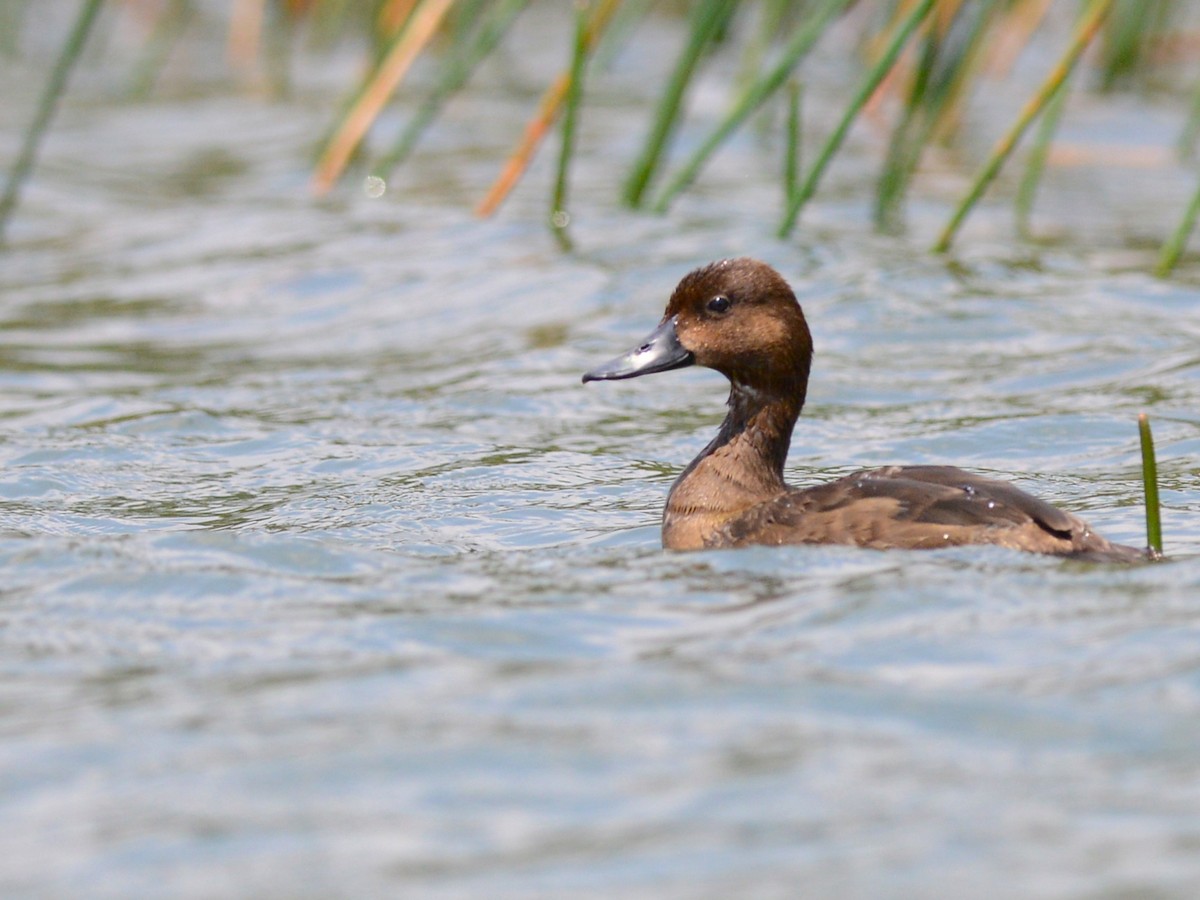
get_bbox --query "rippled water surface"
[3,10,1200,898]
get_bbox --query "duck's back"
[711,465,1146,561]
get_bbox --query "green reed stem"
[875,2,997,234]
[1098,0,1168,90]
[784,80,802,208]
[623,0,736,208]
[651,0,848,213]
[933,0,1112,253]
[1015,72,1071,237]
[1179,78,1200,161]
[735,0,788,100]
[551,3,590,251]
[1138,413,1163,555]
[372,0,529,177]
[873,10,939,234]
[448,0,490,44]
[1155,173,1200,276]
[593,0,653,70]
[779,0,934,237]
[0,0,104,243]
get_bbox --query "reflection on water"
[2,10,1200,899]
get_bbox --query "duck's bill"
[582,316,694,383]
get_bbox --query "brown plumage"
[583,258,1149,562]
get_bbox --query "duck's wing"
[722,465,1146,560]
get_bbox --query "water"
[3,8,1200,898]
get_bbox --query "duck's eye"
[706,295,731,314]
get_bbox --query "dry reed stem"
[985,0,1052,77]
[933,0,1112,252]
[863,0,953,128]
[475,0,622,219]
[312,0,456,195]
[228,0,266,68]
[379,0,421,36]
[933,0,964,35]
[864,0,962,129]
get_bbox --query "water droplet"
[551,210,570,229]
[363,175,386,198]
[986,500,996,509]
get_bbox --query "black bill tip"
[582,315,693,383]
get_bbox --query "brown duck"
[583,258,1149,562]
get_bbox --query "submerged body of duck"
[583,258,1149,562]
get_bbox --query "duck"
[583,258,1150,562]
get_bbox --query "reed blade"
[0,0,105,243]
[1155,172,1200,277]
[933,0,1112,253]
[1097,0,1169,90]
[873,6,940,234]
[312,0,456,195]
[783,80,802,209]
[372,0,529,177]
[475,0,622,219]
[1178,77,1200,161]
[1138,413,1163,556]
[779,0,935,237]
[650,0,849,214]
[622,0,736,208]
[1015,70,1070,236]
[551,3,592,251]
[875,2,998,234]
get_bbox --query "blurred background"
[2,2,1200,897]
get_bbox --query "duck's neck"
[663,383,802,549]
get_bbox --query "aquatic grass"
[1014,72,1071,237]
[933,0,1113,253]
[735,0,792,99]
[6,0,1200,268]
[873,2,1000,233]
[312,0,456,195]
[783,80,802,210]
[378,0,422,37]
[872,9,940,234]
[0,0,105,243]
[1178,78,1200,161]
[1154,173,1200,276]
[591,0,652,70]
[1097,0,1170,90]
[622,0,737,209]
[650,0,850,214]
[779,0,935,237]
[475,0,622,218]
[1138,413,1163,556]
[550,2,591,251]
[371,0,530,178]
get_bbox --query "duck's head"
[583,258,813,398]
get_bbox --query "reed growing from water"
[1138,413,1164,557]
[550,1,591,251]
[0,0,104,243]
[5,0,1200,269]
